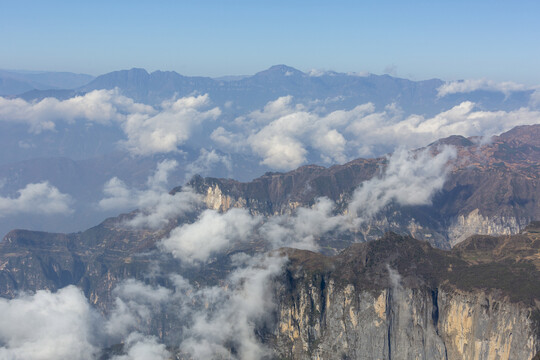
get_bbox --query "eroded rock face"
[273,281,538,360]
[447,209,529,246]
[2,221,540,359]
[438,291,537,360]
[271,229,540,360]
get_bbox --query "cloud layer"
[215,96,540,170]
[157,146,456,267]
[0,91,219,156]
[2,89,539,171]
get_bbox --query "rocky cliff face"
[273,280,538,360]
[447,209,527,246]
[1,221,539,359]
[270,226,540,360]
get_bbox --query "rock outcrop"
[274,282,538,360]
[270,226,540,359]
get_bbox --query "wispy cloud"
[175,254,286,359]
[183,148,232,182]
[111,333,170,360]
[99,159,201,229]
[260,197,344,250]
[348,146,456,219]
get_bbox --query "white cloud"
[105,279,173,339]
[99,160,202,229]
[307,69,326,77]
[0,89,153,133]
[184,148,232,182]
[242,95,303,125]
[159,196,348,266]
[0,282,172,360]
[160,208,261,264]
[0,91,221,156]
[99,177,136,210]
[220,96,540,168]
[312,128,347,164]
[111,333,170,360]
[0,182,73,217]
[176,254,286,360]
[0,286,100,360]
[120,94,221,156]
[249,131,308,170]
[437,79,530,97]
[210,126,246,152]
[530,89,540,107]
[244,97,373,170]
[348,146,456,219]
[260,197,344,250]
[345,101,540,157]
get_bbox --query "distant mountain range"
[0,65,538,241]
[12,65,533,115]
[0,69,94,95]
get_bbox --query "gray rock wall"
[272,276,539,360]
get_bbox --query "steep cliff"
[270,226,540,360]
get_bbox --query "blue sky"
[1,0,539,83]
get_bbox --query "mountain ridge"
[13,65,534,116]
